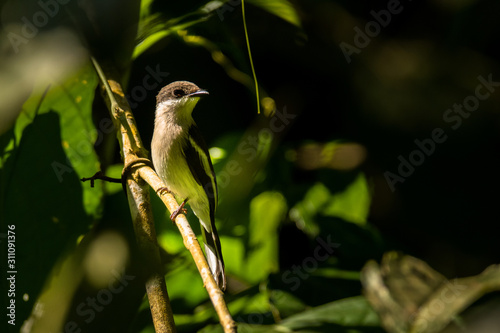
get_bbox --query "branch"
[138,166,237,333]
[81,171,121,187]
[91,58,176,333]
[362,252,500,333]
[91,57,237,333]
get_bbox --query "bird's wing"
[184,125,218,213]
[184,125,225,290]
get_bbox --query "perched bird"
[151,81,226,291]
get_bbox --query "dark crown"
[156,81,204,104]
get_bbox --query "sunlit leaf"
[18,64,101,217]
[0,64,100,325]
[289,182,329,236]
[245,191,287,283]
[219,235,246,276]
[323,173,371,226]
[232,292,270,317]
[247,0,301,27]
[134,5,210,59]
[166,265,209,308]
[104,163,125,195]
[134,0,301,59]
[20,250,84,332]
[290,173,371,236]
[158,231,185,255]
[139,0,155,19]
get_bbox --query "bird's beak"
[188,89,209,98]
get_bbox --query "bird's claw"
[170,199,188,223]
[157,187,171,195]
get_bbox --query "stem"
[91,57,176,333]
[125,178,177,333]
[241,0,260,114]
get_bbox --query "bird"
[151,81,226,291]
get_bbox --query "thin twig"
[81,171,121,187]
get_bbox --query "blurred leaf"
[104,164,126,195]
[290,173,371,238]
[0,64,100,326]
[270,265,364,309]
[20,248,84,332]
[166,265,208,309]
[133,0,301,60]
[219,235,246,277]
[247,0,302,27]
[1,111,92,326]
[158,230,185,255]
[139,0,155,19]
[134,1,213,59]
[245,191,287,283]
[16,64,101,217]
[312,268,360,280]
[270,289,307,318]
[231,296,381,333]
[289,182,329,237]
[0,29,88,135]
[230,291,271,318]
[280,296,380,330]
[323,173,371,226]
[134,20,202,59]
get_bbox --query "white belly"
[152,136,211,231]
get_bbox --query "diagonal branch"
[92,58,176,333]
[91,57,237,333]
[138,166,237,333]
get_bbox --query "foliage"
[1,0,499,332]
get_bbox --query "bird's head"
[155,81,209,122]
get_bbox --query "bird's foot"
[157,187,171,196]
[170,198,188,223]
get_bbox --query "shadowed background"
[1,0,500,332]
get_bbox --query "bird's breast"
[151,125,199,201]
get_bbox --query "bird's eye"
[174,89,186,98]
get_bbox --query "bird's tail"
[202,225,226,291]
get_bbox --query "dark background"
[2,0,500,332]
[128,0,500,275]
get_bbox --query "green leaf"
[233,297,381,332]
[0,64,101,325]
[230,291,271,317]
[270,289,307,318]
[133,0,301,59]
[323,173,371,226]
[289,182,329,236]
[280,296,380,329]
[134,4,210,59]
[219,235,246,276]
[290,173,371,237]
[12,64,101,217]
[247,0,302,27]
[245,191,287,283]
[166,265,209,308]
